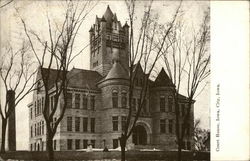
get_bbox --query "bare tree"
[20,1,96,160]
[161,7,210,161]
[0,41,38,153]
[119,1,182,160]
[0,0,13,9]
[194,119,210,151]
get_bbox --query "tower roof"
[105,61,128,81]
[103,5,114,22]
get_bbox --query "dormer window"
[93,61,98,68]
[37,81,42,93]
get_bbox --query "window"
[121,91,127,108]
[135,78,139,86]
[168,97,173,112]
[169,119,173,134]
[142,100,147,113]
[91,140,95,148]
[140,78,143,86]
[53,117,57,129]
[42,121,44,135]
[113,139,119,149]
[53,140,56,150]
[83,140,88,149]
[41,141,44,151]
[30,108,33,119]
[112,90,118,108]
[82,95,88,109]
[181,141,185,149]
[186,123,190,136]
[37,100,40,115]
[93,61,98,67]
[67,117,72,131]
[67,139,72,150]
[187,141,191,150]
[90,96,95,110]
[137,99,141,110]
[160,119,166,133]
[75,94,80,109]
[42,97,44,112]
[83,117,88,132]
[66,93,72,108]
[37,81,41,93]
[75,117,80,132]
[90,118,95,133]
[132,98,136,111]
[35,124,37,136]
[160,96,165,112]
[112,116,118,131]
[34,101,37,116]
[38,122,41,135]
[75,139,80,149]
[30,144,33,151]
[50,96,54,112]
[122,116,127,131]
[30,126,33,138]
[181,104,185,116]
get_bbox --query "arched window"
[168,96,173,112]
[160,96,165,112]
[121,90,127,108]
[112,90,118,108]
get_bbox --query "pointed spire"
[104,5,113,22]
[123,21,129,28]
[101,16,106,22]
[113,13,117,21]
[95,15,100,24]
[89,26,94,32]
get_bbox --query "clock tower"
[89,5,129,76]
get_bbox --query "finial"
[123,21,129,28]
[101,16,106,22]
[89,26,94,32]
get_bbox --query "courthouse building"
[28,6,194,151]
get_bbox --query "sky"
[0,0,210,150]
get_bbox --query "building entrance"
[132,125,147,145]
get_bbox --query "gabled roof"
[104,61,129,81]
[39,67,102,90]
[153,68,174,87]
[132,63,143,74]
[40,68,66,89]
[67,68,102,90]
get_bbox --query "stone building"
[28,6,194,151]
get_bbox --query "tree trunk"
[0,118,7,153]
[120,134,127,161]
[46,133,54,161]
